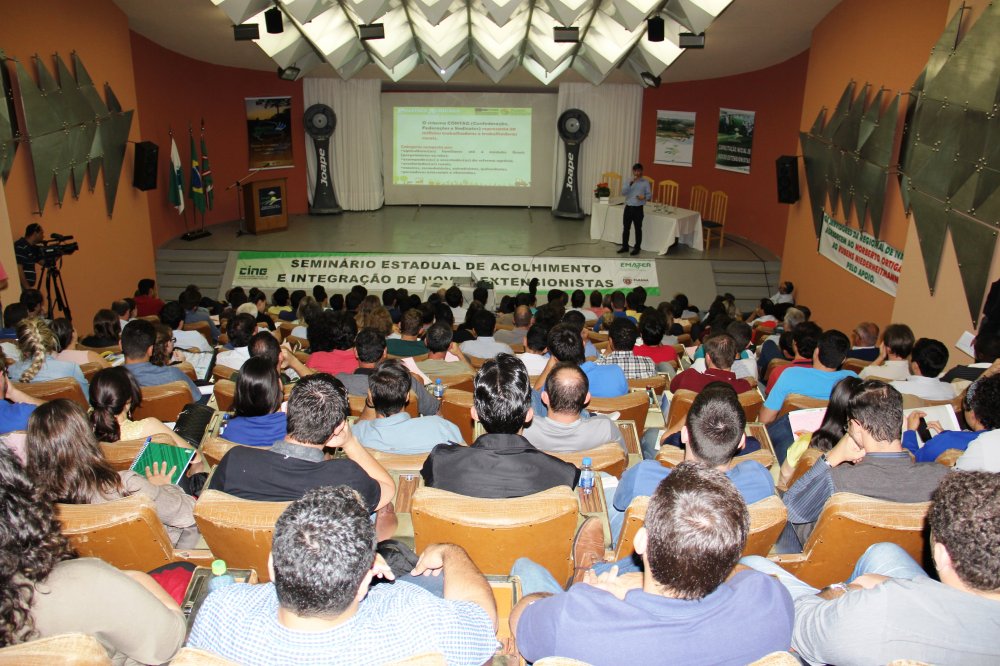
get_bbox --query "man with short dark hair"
[495,305,532,346]
[905,374,1000,462]
[122,318,201,402]
[353,359,462,453]
[216,313,257,371]
[445,285,466,323]
[618,163,651,256]
[209,373,394,507]
[19,288,44,319]
[594,317,654,379]
[540,324,627,399]
[459,310,513,359]
[421,354,579,498]
[759,330,856,425]
[386,308,428,358]
[771,280,794,305]
[337,327,439,416]
[515,324,549,375]
[670,332,752,395]
[510,462,793,665]
[160,301,212,353]
[745,471,1000,664]
[569,289,597,322]
[416,322,474,377]
[14,223,43,289]
[522,363,625,453]
[781,379,948,549]
[111,299,133,332]
[764,321,822,393]
[860,322,915,381]
[134,278,165,317]
[189,485,499,665]
[593,291,636,331]
[892,337,953,401]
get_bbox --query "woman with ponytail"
[8,318,88,395]
[88,366,190,449]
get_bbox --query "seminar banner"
[715,108,755,174]
[818,213,903,296]
[654,110,696,167]
[234,252,660,295]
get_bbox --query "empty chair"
[657,179,679,207]
[411,486,579,583]
[133,381,193,422]
[193,490,289,583]
[57,494,212,571]
[601,171,622,195]
[689,184,709,217]
[588,391,649,436]
[769,493,931,588]
[703,190,728,249]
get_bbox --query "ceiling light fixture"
[640,71,662,88]
[278,65,301,80]
[233,23,260,41]
[553,26,580,43]
[358,23,385,40]
[679,33,706,48]
[647,17,665,42]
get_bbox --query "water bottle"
[207,559,235,593]
[580,457,595,496]
[219,413,230,436]
[433,378,445,399]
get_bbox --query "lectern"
[243,178,288,234]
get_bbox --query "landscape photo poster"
[246,96,294,169]
[654,110,696,167]
[715,108,755,174]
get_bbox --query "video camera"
[38,233,79,264]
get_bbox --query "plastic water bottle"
[433,378,445,399]
[580,457,595,496]
[207,559,235,593]
[219,413,230,436]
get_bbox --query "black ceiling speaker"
[553,109,590,219]
[647,16,665,42]
[265,6,283,34]
[233,23,260,41]
[304,104,342,214]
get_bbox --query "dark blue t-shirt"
[0,401,36,434]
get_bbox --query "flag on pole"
[189,133,206,214]
[168,136,185,214]
[200,132,214,211]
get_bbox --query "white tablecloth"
[589,202,704,254]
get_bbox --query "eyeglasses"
[170,337,177,343]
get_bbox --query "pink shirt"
[306,349,359,375]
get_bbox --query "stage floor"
[165,206,779,263]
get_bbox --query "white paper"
[955,331,975,359]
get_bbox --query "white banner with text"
[818,213,903,296]
[234,252,660,295]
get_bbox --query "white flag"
[168,137,185,214]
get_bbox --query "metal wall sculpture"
[0,49,16,182]
[2,51,133,216]
[799,82,900,239]
[899,3,1000,324]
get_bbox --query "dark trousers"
[621,205,644,249]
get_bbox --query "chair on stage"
[602,171,623,195]
[690,184,709,217]
[704,190,728,250]
[657,179,679,207]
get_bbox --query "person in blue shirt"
[221,357,288,447]
[903,373,999,463]
[618,163,652,256]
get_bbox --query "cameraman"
[14,223,43,289]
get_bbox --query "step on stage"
[158,206,781,311]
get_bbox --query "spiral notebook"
[129,440,196,485]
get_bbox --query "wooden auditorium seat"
[439,388,476,443]
[213,379,236,412]
[99,436,182,471]
[200,435,252,467]
[0,633,111,666]
[133,381,193,422]
[193,490,289,583]
[13,376,88,407]
[776,393,829,421]
[549,442,628,478]
[588,391,649,436]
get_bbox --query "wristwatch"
[821,582,849,595]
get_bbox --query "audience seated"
[748,298,778,326]
[764,321,822,393]
[522,362,625,453]
[780,380,948,551]
[495,305,531,346]
[903,374,999,462]
[745,471,1000,664]
[516,324,549,375]
[592,290,636,332]
[421,354,579,498]
[0,446,186,663]
[459,310,513,359]
[218,357,288,447]
[208,373,393,508]
[386,308,428,357]
[216,313,255,370]
[891,337,954,400]
[0,302,28,360]
[49,318,108,368]
[306,310,360,375]
[289,296,322,339]
[26,399,200,547]
[150,322,186,367]
[846,321,880,361]
[756,307,806,375]
[510,462,793,665]
[79,308,121,348]
[160,301,212,353]
[188,486,498,665]
[632,309,678,367]
[354,359,462,453]
[122,319,201,402]
[267,287,293,319]
[337,328,439,416]
[772,280,795,304]
[560,310,599,358]
[940,332,1000,383]
[133,278,165,318]
[112,299,134,332]
[247,287,276,331]
[671,332,752,395]
[860,323,915,381]
[179,286,220,342]
[535,324,627,404]
[594,317,655,379]
[8,318,89,395]
[569,289,597,322]
[90,366,192,449]
[416,322,474,376]
[0,349,41,433]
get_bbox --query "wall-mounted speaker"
[553,109,591,219]
[133,141,158,191]
[233,24,260,41]
[776,155,800,204]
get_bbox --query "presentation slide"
[393,107,531,187]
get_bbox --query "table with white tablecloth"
[589,202,704,254]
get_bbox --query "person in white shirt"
[159,302,212,353]
[569,289,598,322]
[216,313,256,372]
[860,323,914,382]
[445,286,467,324]
[892,338,955,401]
[460,310,513,360]
[771,281,794,305]
[517,325,549,376]
[495,306,531,346]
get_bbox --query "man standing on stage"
[14,223,43,289]
[618,163,651,256]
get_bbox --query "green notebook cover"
[129,441,196,485]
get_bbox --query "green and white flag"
[189,133,206,214]
[168,137,184,214]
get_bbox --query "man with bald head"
[496,305,532,346]
[522,362,625,453]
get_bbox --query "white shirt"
[891,375,956,401]
[216,347,251,372]
[517,352,549,375]
[956,430,1000,472]
[174,328,212,353]
[572,307,598,322]
[859,359,910,381]
[772,292,794,304]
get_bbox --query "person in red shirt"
[633,309,678,367]
[670,333,752,395]
[133,278,165,318]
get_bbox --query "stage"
[157,206,781,312]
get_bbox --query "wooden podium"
[243,178,288,234]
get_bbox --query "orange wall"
[778,0,949,334]
[0,0,155,326]
[638,51,810,257]
[129,33,308,248]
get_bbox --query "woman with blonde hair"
[8,318,89,394]
[26,399,200,548]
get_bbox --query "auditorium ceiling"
[114,0,839,87]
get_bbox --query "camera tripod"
[37,258,72,321]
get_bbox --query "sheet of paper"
[955,331,975,359]
[787,408,827,437]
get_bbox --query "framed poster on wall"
[246,96,293,169]
[715,108,755,174]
